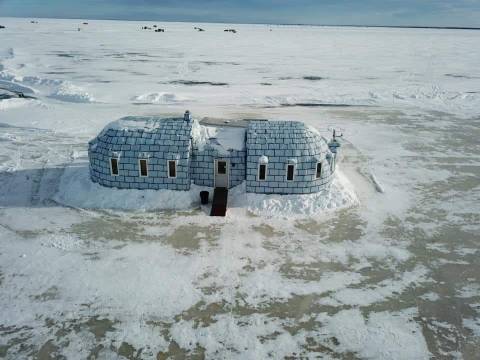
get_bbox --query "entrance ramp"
[210,187,228,216]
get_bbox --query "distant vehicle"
[224,29,237,33]
[30,20,38,24]
[155,28,165,32]
[83,22,88,25]
[194,27,205,32]
[141,26,152,30]
[0,25,5,29]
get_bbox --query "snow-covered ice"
[0,17,479,359]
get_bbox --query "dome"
[246,120,330,156]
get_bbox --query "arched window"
[258,155,268,181]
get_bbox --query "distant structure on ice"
[88,111,340,196]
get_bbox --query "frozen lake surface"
[0,18,479,359]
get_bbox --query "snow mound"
[0,98,44,111]
[54,166,201,211]
[191,120,246,153]
[0,69,94,103]
[49,83,95,103]
[0,79,35,94]
[20,75,64,87]
[55,165,356,216]
[231,170,358,217]
[191,119,218,150]
[131,92,186,104]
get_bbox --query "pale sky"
[1,0,480,27]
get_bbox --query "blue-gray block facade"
[190,147,246,188]
[246,120,335,194]
[88,114,340,194]
[88,116,193,191]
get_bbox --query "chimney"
[184,110,191,122]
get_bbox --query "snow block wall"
[89,117,193,190]
[88,116,338,195]
[190,146,246,189]
[246,121,334,194]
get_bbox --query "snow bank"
[231,170,358,217]
[0,98,35,110]
[191,119,218,150]
[0,79,35,94]
[49,83,95,103]
[54,165,356,216]
[54,165,202,210]
[131,92,187,104]
[0,68,95,103]
[214,126,246,151]
[191,120,246,152]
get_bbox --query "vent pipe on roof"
[184,110,191,122]
[329,129,342,154]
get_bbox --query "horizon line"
[1,15,479,31]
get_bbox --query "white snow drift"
[54,164,358,217]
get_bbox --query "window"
[110,158,119,176]
[139,159,148,177]
[258,164,267,181]
[168,160,177,178]
[316,162,322,179]
[217,161,227,175]
[286,164,295,181]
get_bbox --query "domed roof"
[246,120,329,153]
[94,116,193,147]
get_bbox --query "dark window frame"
[168,160,177,178]
[110,158,119,176]
[316,162,322,179]
[286,164,295,181]
[258,163,267,181]
[139,159,148,177]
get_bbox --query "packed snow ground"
[0,18,479,359]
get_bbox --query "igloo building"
[88,111,340,197]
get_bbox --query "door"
[214,159,229,188]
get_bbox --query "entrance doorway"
[214,159,229,188]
